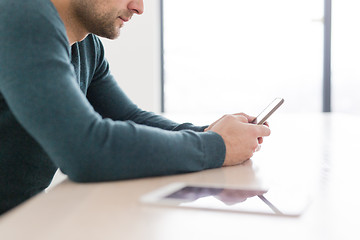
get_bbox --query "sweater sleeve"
[0,2,225,182]
[87,37,207,132]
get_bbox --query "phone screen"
[251,98,284,125]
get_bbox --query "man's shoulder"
[0,0,70,84]
[3,0,57,9]
[0,0,63,32]
[1,0,55,15]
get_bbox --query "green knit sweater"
[0,0,225,215]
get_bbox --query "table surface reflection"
[0,113,359,240]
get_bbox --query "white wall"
[101,0,161,113]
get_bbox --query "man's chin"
[97,30,121,40]
[107,33,120,40]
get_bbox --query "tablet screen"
[142,183,310,217]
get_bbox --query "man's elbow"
[59,164,100,183]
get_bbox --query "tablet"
[141,183,310,217]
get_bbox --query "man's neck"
[50,0,88,45]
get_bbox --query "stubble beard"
[91,11,121,40]
[72,1,123,40]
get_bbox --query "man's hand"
[205,114,271,166]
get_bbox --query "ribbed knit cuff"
[199,131,226,169]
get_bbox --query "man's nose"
[129,0,144,15]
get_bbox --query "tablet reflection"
[165,186,268,206]
[215,189,268,205]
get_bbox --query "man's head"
[70,0,144,40]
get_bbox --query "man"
[0,0,270,215]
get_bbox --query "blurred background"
[101,0,360,117]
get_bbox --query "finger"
[233,114,248,123]
[256,125,271,137]
[233,113,256,123]
[263,121,270,127]
[245,114,257,123]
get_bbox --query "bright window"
[163,0,324,115]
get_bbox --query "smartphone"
[251,98,284,125]
[141,183,310,217]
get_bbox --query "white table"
[0,113,359,240]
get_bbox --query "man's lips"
[118,16,130,22]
